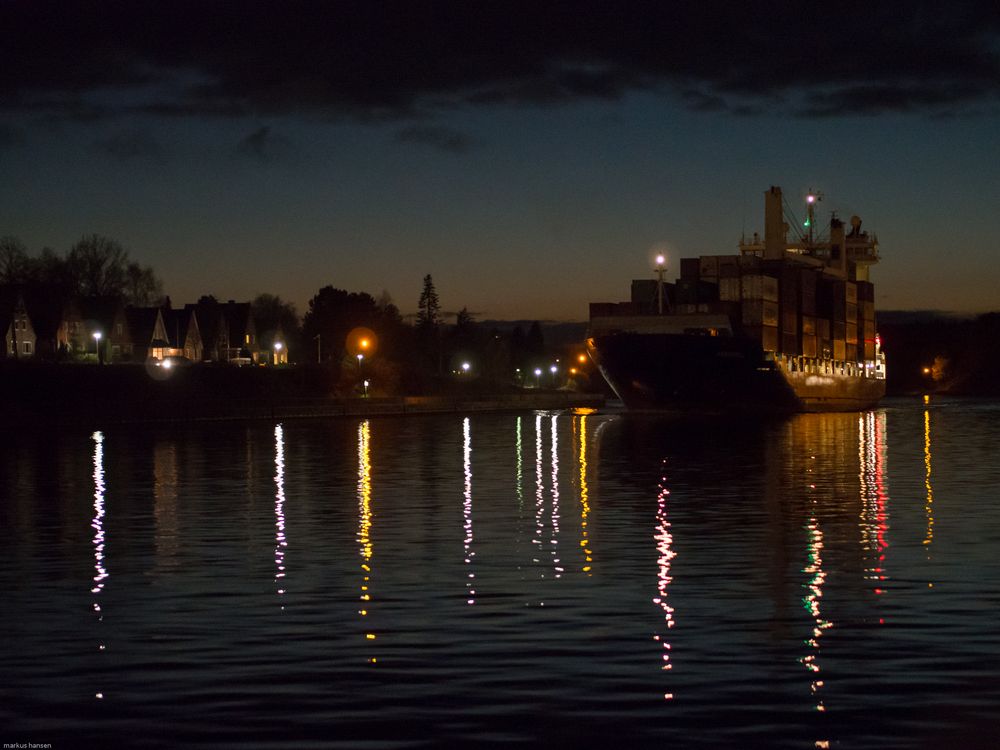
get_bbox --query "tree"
[67,234,130,297]
[526,321,545,355]
[416,274,440,330]
[0,236,29,284]
[302,286,382,363]
[252,293,301,357]
[124,262,164,306]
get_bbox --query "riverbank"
[1,362,604,427]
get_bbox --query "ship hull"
[588,332,885,414]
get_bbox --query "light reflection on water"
[3,400,1000,748]
[90,430,107,702]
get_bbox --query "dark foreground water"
[3,398,1000,749]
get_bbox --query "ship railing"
[779,353,881,379]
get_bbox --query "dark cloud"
[2,1,998,121]
[0,123,25,149]
[395,125,476,153]
[236,126,291,161]
[94,129,165,162]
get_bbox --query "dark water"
[3,399,1000,749]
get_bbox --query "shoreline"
[8,391,606,428]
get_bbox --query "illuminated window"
[245,334,250,344]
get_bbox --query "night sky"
[2,1,998,320]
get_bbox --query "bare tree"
[67,234,129,297]
[124,262,164,305]
[0,236,29,284]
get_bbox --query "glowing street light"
[92,331,102,362]
[655,254,667,314]
[363,379,370,397]
[461,362,471,373]
[274,340,283,365]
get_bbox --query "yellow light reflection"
[357,420,376,655]
[463,417,476,604]
[652,458,676,696]
[923,409,934,550]
[274,424,287,607]
[91,431,107,700]
[550,414,562,579]
[859,412,889,602]
[577,414,593,575]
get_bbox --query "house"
[185,301,229,362]
[162,304,203,362]
[126,306,169,362]
[0,287,37,359]
[222,301,259,363]
[80,296,132,362]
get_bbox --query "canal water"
[3,399,1000,748]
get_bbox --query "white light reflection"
[516,416,524,514]
[549,414,562,579]
[463,418,476,604]
[91,431,107,700]
[273,424,287,607]
[652,458,676,698]
[800,512,831,712]
[533,413,545,574]
[357,420,376,658]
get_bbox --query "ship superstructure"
[587,186,886,413]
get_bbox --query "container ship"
[586,186,886,413]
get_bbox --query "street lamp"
[655,253,667,314]
[92,331,102,363]
[461,362,471,374]
[550,364,558,387]
[534,367,542,387]
[363,379,370,398]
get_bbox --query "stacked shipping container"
[609,255,876,364]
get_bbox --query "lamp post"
[274,341,283,366]
[363,379,370,398]
[550,364,558,388]
[655,253,666,314]
[534,368,542,388]
[93,331,102,364]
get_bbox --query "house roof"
[185,302,226,344]
[79,296,126,334]
[222,301,253,343]
[125,306,162,346]
[162,307,196,348]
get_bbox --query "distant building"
[163,304,203,362]
[126,306,169,362]
[186,301,229,362]
[81,296,132,362]
[0,287,37,359]
[222,300,259,364]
